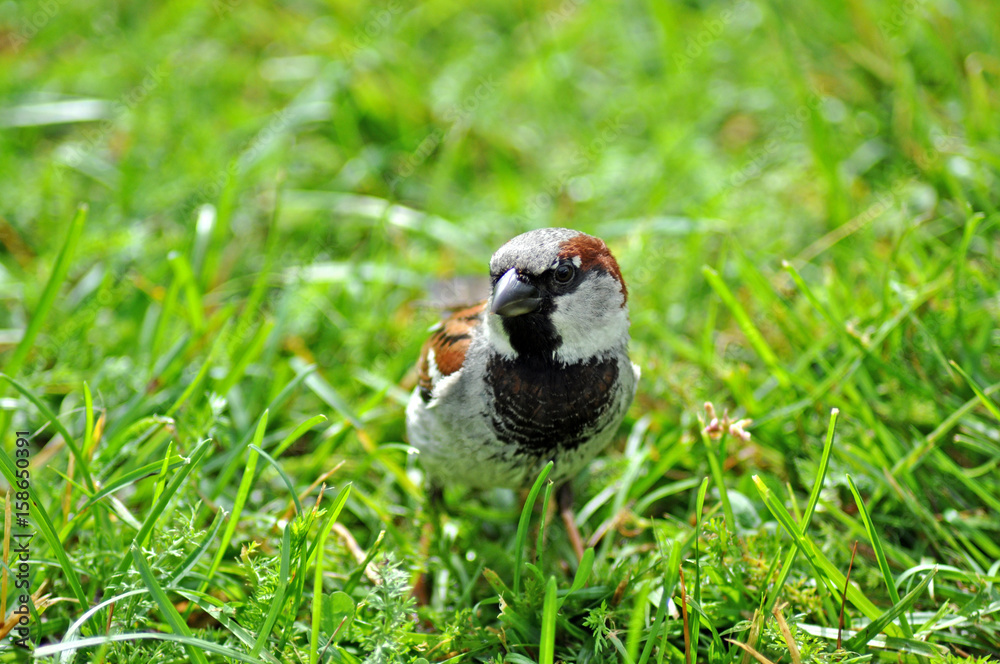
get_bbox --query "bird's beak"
[490,269,541,317]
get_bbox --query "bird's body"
[406,228,639,489]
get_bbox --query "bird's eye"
[553,263,575,284]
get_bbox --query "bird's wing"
[416,301,486,400]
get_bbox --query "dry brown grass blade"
[679,566,691,664]
[611,572,630,607]
[728,639,778,664]
[279,461,345,523]
[772,603,802,664]
[88,411,107,460]
[0,581,76,641]
[739,608,764,664]
[334,523,383,585]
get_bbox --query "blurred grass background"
[1,0,999,661]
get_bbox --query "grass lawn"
[1,0,999,661]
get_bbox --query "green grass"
[2,0,1000,661]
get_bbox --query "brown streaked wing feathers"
[417,301,485,399]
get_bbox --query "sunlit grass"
[2,0,999,661]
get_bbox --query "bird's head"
[485,228,630,364]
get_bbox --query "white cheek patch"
[552,272,629,363]
[484,313,517,359]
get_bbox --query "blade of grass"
[514,461,553,596]
[148,274,183,369]
[206,411,266,580]
[309,483,352,663]
[700,427,735,533]
[166,250,205,332]
[271,414,327,460]
[36,633,270,662]
[151,440,173,507]
[217,318,275,395]
[539,575,558,664]
[634,478,703,515]
[112,438,213,577]
[251,523,291,656]
[1,375,95,492]
[638,582,670,664]
[306,483,353,564]
[536,480,554,567]
[952,212,984,361]
[207,365,318,487]
[764,408,839,613]
[0,447,88,607]
[690,477,709,664]
[627,580,651,662]
[558,547,594,610]
[299,360,417,499]
[797,624,949,657]
[599,414,652,562]
[702,265,791,387]
[60,588,147,647]
[228,214,280,357]
[299,358,364,430]
[278,507,318,650]
[846,474,913,636]
[639,534,684,664]
[753,475,899,632]
[82,381,95,458]
[3,203,86,380]
[164,321,231,418]
[930,448,1000,514]
[63,455,187,536]
[103,412,174,463]
[949,359,1000,423]
[894,381,1000,473]
[845,567,936,651]
[169,508,225,585]
[681,594,725,656]
[249,444,303,514]
[175,589,282,664]
[310,521,332,663]
[131,545,209,664]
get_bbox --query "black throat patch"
[486,352,620,454]
[500,310,561,357]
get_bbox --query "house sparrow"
[406,228,639,542]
